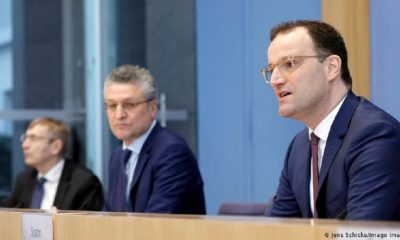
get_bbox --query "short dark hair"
[270,20,352,87]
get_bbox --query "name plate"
[22,213,53,240]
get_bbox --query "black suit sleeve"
[1,170,36,208]
[74,174,104,211]
[54,161,104,211]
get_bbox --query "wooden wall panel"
[322,0,370,99]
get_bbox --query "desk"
[54,212,336,240]
[2,209,400,240]
[52,212,400,240]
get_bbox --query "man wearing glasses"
[103,64,205,214]
[263,20,400,220]
[4,117,104,210]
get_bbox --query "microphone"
[337,209,347,220]
[13,202,22,208]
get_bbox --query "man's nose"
[21,140,29,149]
[114,105,127,118]
[270,68,286,86]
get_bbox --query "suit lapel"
[318,134,342,191]
[130,123,160,190]
[318,91,360,193]
[131,152,150,190]
[53,161,70,208]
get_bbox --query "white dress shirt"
[37,159,65,210]
[308,96,346,216]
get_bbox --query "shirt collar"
[38,159,65,183]
[308,96,347,141]
[123,120,157,154]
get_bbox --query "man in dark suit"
[262,20,400,220]
[103,65,206,214]
[4,118,104,210]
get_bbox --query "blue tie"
[30,177,47,208]
[121,149,133,210]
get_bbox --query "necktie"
[30,177,47,208]
[121,149,132,210]
[125,151,136,202]
[310,133,320,217]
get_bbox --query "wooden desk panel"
[2,209,400,240]
[54,213,336,240]
[0,210,23,240]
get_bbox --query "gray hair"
[104,65,157,100]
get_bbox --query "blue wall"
[370,0,400,120]
[196,0,321,214]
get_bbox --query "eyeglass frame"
[104,98,155,113]
[261,55,329,84]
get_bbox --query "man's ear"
[149,99,158,119]
[51,139,63,156]
[326,55,342,82]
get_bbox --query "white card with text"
[22,213,53,240]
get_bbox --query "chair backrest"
[218,202,270,216]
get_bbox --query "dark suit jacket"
[106,122,206,214]
[267,91,400,220]
[4,160,104,210]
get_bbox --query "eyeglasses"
[20,134,52,143]
[261,55,328,84]
[105,98,155,112]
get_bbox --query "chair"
[218,202,270,216]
